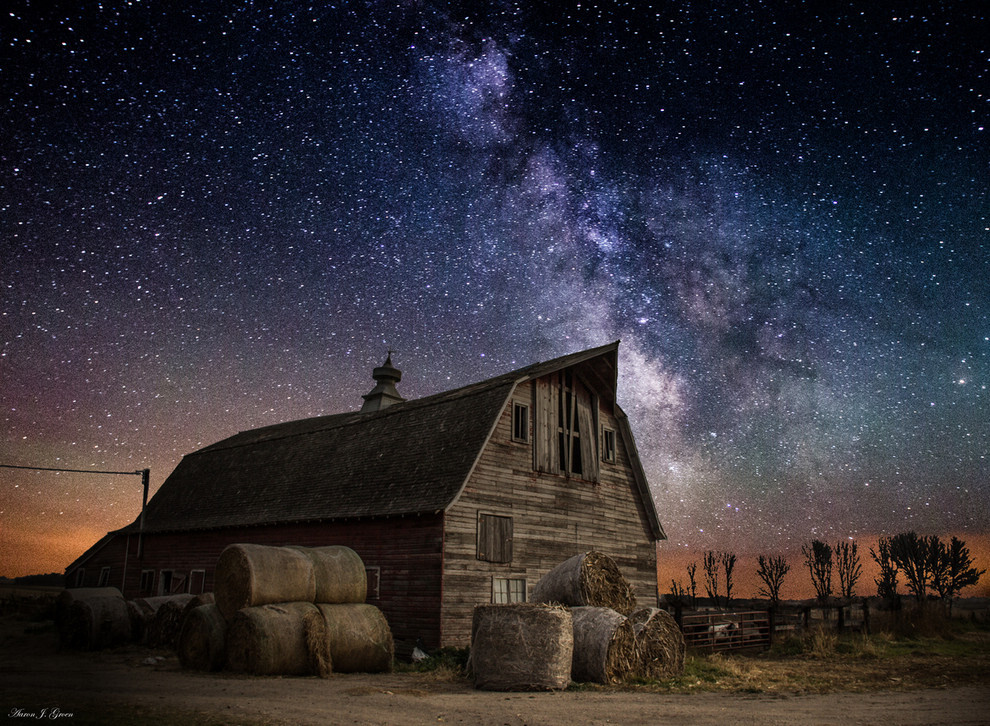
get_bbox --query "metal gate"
[679,610,771,652]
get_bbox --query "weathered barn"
[67,342,665,650]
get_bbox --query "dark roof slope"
[129,342,622,534]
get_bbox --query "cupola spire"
[360,350,405,412]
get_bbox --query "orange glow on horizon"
[658,532,990,601]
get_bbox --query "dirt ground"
[3,624,989,726]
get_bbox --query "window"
[477,513,513,563]
[158,570,174,595]
[189,570,206,595]
[533,370,600,482]
[98,567,111,587]
[493,577,526,604]
[512,402,530,443]
[74,568,86,587]
[365,566,381,600]
[602,427,616,463]
[140,569,155,594]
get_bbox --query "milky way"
[2,2,987,577]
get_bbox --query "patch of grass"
[768,634,805,657]
[395,646,470,678]
[807,625,838,657]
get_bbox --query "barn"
[66,341,666,650]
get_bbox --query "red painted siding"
[67,514,445,651]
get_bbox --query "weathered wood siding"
[67,514,445,651]
[441,372,659,648]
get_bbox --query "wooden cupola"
[360,352,406,413]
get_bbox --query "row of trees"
[671,532,985,609]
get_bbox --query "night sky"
[2,2,987,584]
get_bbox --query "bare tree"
[888,531,934,601]
[835,540,863,600]
[703,550,720,608]
[721,551,737,607]
[686,562,698,608]
[870,536,899,601]
[756,554,790,607]
[930,536,986,613]
[802,539,833,605]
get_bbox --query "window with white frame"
[602,427,616,463]
[493,577,526,604]
[512,401,530,443]
[158,570,174,595]
[140,569,155,594]
[189,569,206,595]
[365,566,381,600]
[98,566,111,587]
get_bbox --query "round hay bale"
[225,602,324,676]
[570,606,636,684]
[303,607,332,678]
[291,546,367,604]
[313,603,393,673]
[471,603,573,691]
[146,597,193,649]
[531,551,636,615]
[65,595,133,650]
[177,604,228,671]
[184,592,216,610]
[55,588,123,646]
[630,607,685,680]
[214,544,316,621]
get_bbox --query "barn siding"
[441,373,659,648]
[67,514,445,652]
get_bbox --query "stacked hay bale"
[61,593,135,650]
[310,603,393,674]
[55,587,124,648]
[531,551,636,615]
[177,602,227,671]
[471,604,573,691]
[523,551,680,685]
[134,594,196,648]
[214,544,316,621]
[175,543,393,677]
[630,607,685,680]
[55,587,142,650]
[226,601,327,676]
[569,606,637,684]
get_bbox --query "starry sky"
[2,1,988,585]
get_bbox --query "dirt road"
[3,644,989,726]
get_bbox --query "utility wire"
[0,464,145,476]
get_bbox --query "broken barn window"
[534,370,600,481]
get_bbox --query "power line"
[0,463,145,476]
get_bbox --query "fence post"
[862,598,871,635]
[767,607,775,647]
[837,603,845,632]
[674,601,683,629]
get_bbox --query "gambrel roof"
[120,342,664,538]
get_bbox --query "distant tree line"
[1,573,65,587]
[670,532,984,611]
